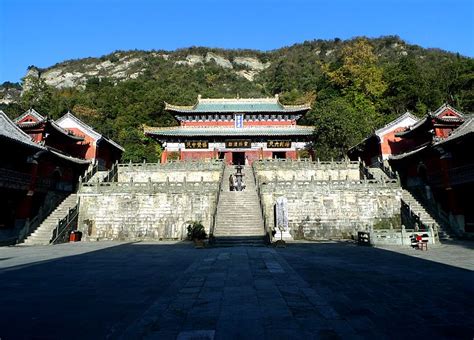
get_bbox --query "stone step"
[214,225,263,230]
[215,234,264,240]
[215,221,263,226]
[21,193,78,245]
[214,165,264,238]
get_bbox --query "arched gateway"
[144,95,313,165]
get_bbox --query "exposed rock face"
[21,54,147,92]
[234,57,270,71]
[19,50,272,94]
[0,86,21,104]
[174,54,270,80]
[41,70,85,89]
[236,70,259,81]
[22,67,41,92]
[175,54,204,66]
[205,52,233,69]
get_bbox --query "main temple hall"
[144,95,313,164]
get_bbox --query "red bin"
[69,231,82,242]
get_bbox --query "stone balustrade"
[117,160,224,183]
[371,226,436,246]
[77,160,224,242]
[254,160,403,241]
[253,159,362,182]
[80,180,219,194]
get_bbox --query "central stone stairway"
[213,165,265,246]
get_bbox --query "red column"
[286,151,297,160]
[225,152,232,165]
[161,150,168,164]
[439,155,458,214]
[16,160,39,219]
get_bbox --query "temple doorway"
[232,152,245,165]
[273,152,286,159]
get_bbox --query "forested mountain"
[1,36,473,161]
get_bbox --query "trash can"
[69,231,83,242]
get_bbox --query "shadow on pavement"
[0,241,471,339]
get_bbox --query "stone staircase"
[213,165,265,246]
[22,194,78,245]
[367,167,390,181]
[401,190,454,241]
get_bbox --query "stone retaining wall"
[78,181,219,241]
[254,159,361,182]
[258,178,402,240]
[117,161,223,182]
[77,161,224,242]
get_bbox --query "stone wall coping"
[118,160,225,171]
[253,159,359,170]
[79,180,219,194]
[259,179,400,190]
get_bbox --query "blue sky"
[1,0,473,83]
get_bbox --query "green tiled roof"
[165,96,311,114]
[145,126,314,137]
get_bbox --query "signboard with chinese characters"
[267,140,291,148]
[184,140,209,149]
[234,114,244,128]
[225,140,251,148]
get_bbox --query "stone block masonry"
[77,161,224,241]
[254,159,361,182]
[253,160,402,241]
[259,179,402,240]
[117,161,223,182]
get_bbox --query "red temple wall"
[17,114,41,124]
[176,149,297,165]
[63,128,97,160]
[181,120,296,127]
[180,151,215,161]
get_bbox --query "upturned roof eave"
[164,96,311,114]
[144,126,314,138]
[165,107,311,114]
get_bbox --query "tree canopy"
[1,36,473,161]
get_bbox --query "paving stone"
[176,330,215,340]
[215,318,264,340]
[0,241,471,339]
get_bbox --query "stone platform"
[0,241,472,339]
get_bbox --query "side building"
[0,111,89,244]
[15,109,124,170]
[55,112,124,170]
[144,95,313,165]
[348,104,473,236]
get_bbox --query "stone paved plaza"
[0,241,472,339]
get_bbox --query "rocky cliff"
[21,50,271,92]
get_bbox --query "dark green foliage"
[187,221,207,240]
[1,36,472,161]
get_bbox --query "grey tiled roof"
[432,103,464,118]
[56,112,125,152]
[0,110,45,150]
[14,108,45,124]
[434,115,474,146]
[145,126,314,137]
